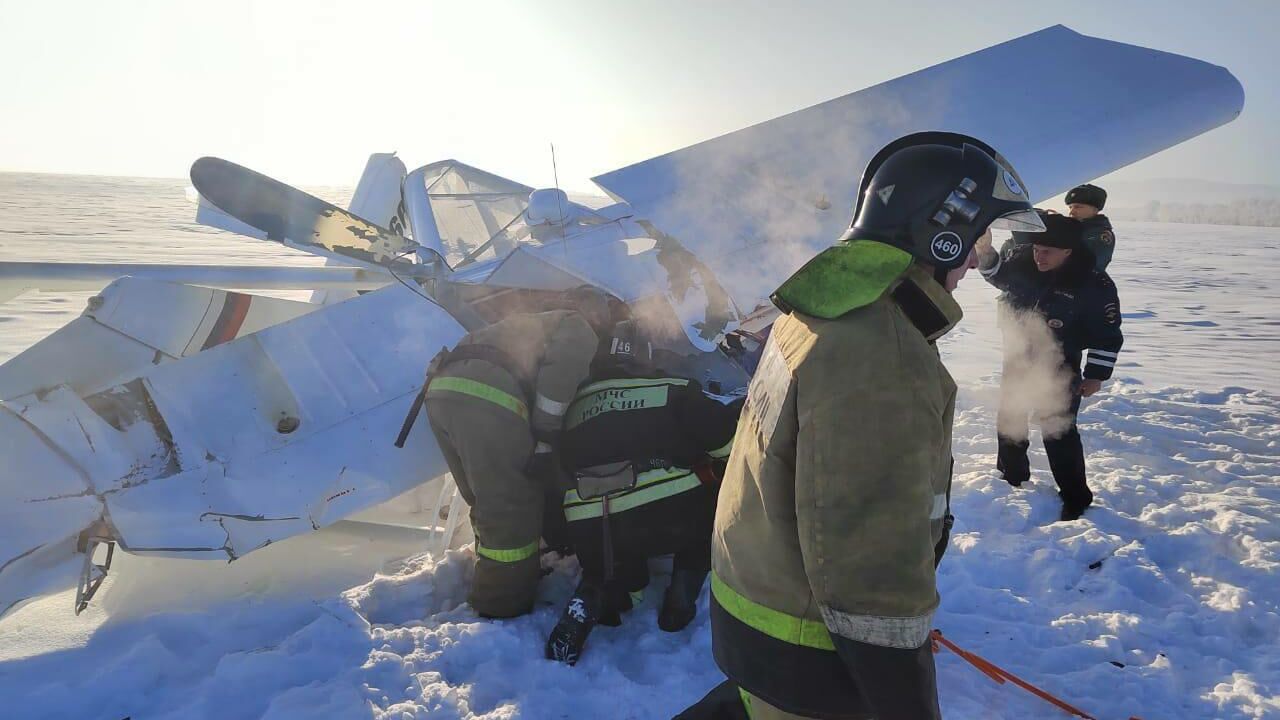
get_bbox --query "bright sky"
[1,0,1276,193]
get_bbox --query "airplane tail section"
[314,154,409,304]
[349,153,410,236]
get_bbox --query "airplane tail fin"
[348,153,410,236]
[312,153,408,305]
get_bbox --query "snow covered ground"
[1,175,1278,719]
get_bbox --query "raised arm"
[532,312,598,441]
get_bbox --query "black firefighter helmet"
[843,132,1045,269]
[595,319,653,373]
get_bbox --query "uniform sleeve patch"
[1104,303,1120,325]
[742,337,792,445]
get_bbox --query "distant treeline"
[1110,198,1280,227]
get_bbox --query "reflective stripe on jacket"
[559,374,743,521]
[426,310,597,427]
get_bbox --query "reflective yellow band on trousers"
[711,572,835,651]
[426,377,529,420]
[563,469,702,521]
[475,540,539,563]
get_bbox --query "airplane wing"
[0,262,393,302]
[591,24,1245,311]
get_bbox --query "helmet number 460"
[930,232,963,263]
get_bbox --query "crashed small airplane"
[0,25,1243,617]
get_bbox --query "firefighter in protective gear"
[544,320,744,665]
[425,292,608,619]
[678,132,1043,720]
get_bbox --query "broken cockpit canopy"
[408,160,616,267]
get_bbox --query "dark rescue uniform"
[1079,214,1116,271]
[981,242,1124,514]
[559,374,741,599]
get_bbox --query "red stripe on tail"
[202,293,253,350]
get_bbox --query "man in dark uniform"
[1065,183,1116,271]
[545,321,743,665]
[1003,183,1116,272]
[977,210,1124,521]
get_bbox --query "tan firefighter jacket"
[427,309,598,437]
[710,240,960,717]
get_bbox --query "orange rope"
[930,629,1130,720]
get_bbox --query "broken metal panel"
[0,407,103,617]
[142,340,301,466]
[0,535,85,619]
[82,283,464,559]
[6,388,140,493]
[102,462,235,556]
[0,317,159,402]
[1,282,461,570]
[101,390,454,559]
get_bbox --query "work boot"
[1059,503,1088,522]
[546,580,606,665]
[658,569,707,632]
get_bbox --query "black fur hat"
[1065,183,1107,211]
[1015,210,1083,249]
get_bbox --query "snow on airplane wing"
[591,24,1245,311]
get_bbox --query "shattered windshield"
[413,161,536,266]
